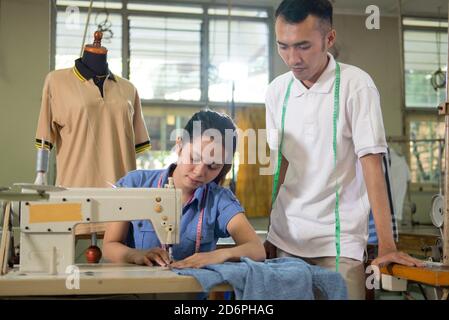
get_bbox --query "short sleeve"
[115,170,142,188]
[348,86,388,158]
[215,188,245,238]
[35,74,56,151]
[132,89,151,154]
[115,176,127,188]
[265,88,279,151]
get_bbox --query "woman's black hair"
[182,109,237,184]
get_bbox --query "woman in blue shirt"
[103,110,265,268]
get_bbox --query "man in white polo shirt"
[265,0,424,299]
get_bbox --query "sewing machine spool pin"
[85,233,102,264]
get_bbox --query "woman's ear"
[175,137,182,156]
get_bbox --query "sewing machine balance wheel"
[430,194,445,229]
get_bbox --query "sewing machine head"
[0,183,181,274]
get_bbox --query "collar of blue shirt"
[160,163,207,210]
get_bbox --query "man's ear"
[327,29,336,49]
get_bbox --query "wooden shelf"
[381,264,449,287]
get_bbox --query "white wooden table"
[0,263,230,297]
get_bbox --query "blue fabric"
[367,210,377,244]
[116,165,244,261]
[175,257,348,300]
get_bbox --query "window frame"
[401,16,448,190]
[404,111,445,190]
[51,0,274,108]
[402,15,448,112]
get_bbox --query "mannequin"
[77,31,109,97]
[81,31,108,73]
[34,31,112,185]
[34,31,151,261]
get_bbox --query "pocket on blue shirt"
[185,228,216,253]
[134,221,161,250]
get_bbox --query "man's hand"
[264,240,278,259]
[372,248,425,268]
[170,250,229,269]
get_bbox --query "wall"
[0,0,51,187]
[333,14,403,137]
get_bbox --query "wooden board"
[397,233,439,257]
[74,222,108,236]
[381,263,449,287]
[235,107,273,218]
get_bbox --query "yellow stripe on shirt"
[35,143,51,151]
[135,142,151,154]
[72,67,86,82]
[136,145,151,154]
[35,139,53,151]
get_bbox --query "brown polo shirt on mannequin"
[35,67,150,235]
[35,67,150,188]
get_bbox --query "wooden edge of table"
[381,264,449,287]
[0,265,232,297]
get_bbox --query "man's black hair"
[275,0,333,29]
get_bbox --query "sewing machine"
[0,183,234,297]
[0,181,181,275]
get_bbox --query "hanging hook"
[94,1,114,42]
[430,6,446,91]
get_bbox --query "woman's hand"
[127,248,171,266]
[170,250,229,269]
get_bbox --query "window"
[403,18,448,186]
[54,1,271,105]
[407,119,445,185]
[209,19,269,103]
[127,2,203,14]
[55,6,122,75]
[403,18,447,109]
[54,1,271,170]
[208,7,268,18]
[57,0,122,10]
[136,113,191,169]
[129,16,202,101]
[144,114,191,151]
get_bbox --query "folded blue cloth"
[174,257,348,300]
